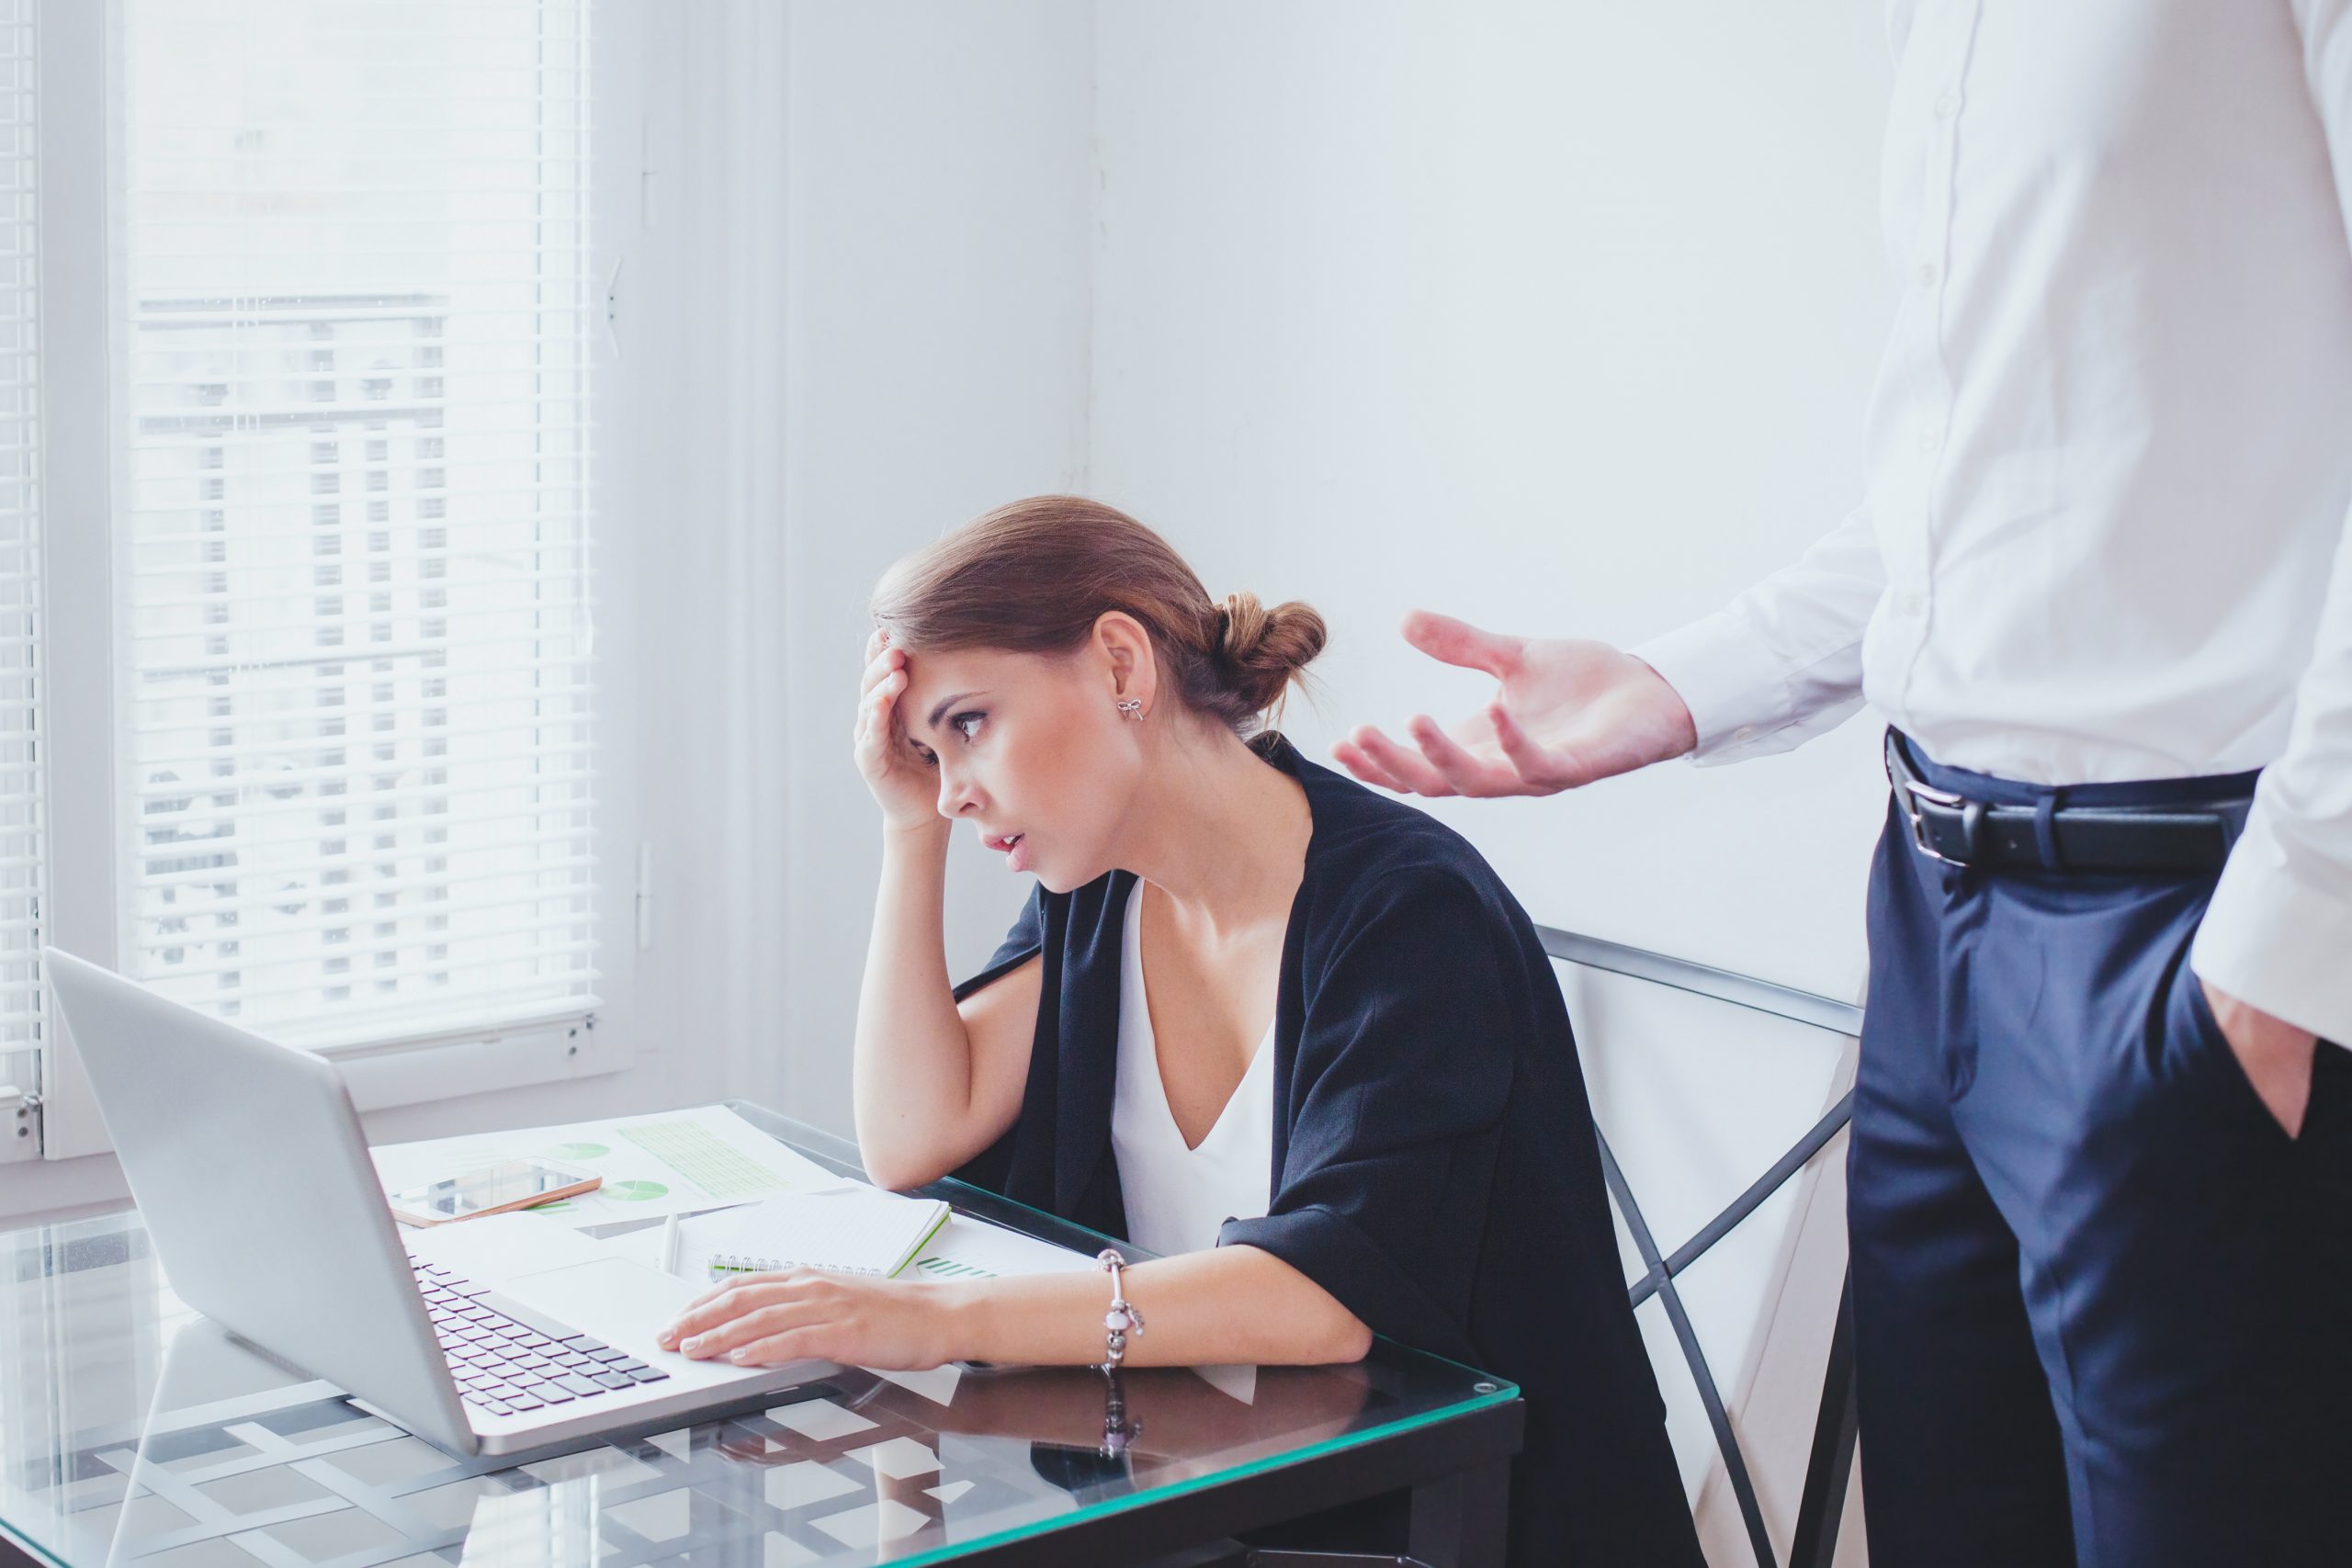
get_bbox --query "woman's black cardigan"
[950,736,1702,1567]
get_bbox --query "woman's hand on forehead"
[854,626,942,831]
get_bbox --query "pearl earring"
[1115,699,1143,718]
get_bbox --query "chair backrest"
[1540,927,1860,1568]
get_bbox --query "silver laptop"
[43,947,837,1460]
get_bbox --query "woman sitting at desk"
[659,496,1700,1567]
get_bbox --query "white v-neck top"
[1109,885,1276,1258]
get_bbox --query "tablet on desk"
[386,1156,603,1227]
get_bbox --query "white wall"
[771,2,1097,1129]
[1089,0,1896,993]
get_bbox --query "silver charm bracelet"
[1096,1247,1145,1371]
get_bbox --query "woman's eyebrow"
[923,691,983,730]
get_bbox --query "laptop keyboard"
[410,1257,671,1419]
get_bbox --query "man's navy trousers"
[1852,734,2352,1567]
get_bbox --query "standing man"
[1337,6,2352,1565]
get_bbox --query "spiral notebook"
[674,1181,952,1280]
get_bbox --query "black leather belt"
[1884,733,2251,874]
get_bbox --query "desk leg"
[1406,1458,1510,1568]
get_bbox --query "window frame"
[0,0,45,1165]
[32,0,642,1163]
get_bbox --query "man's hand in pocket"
[2200,978,2320,1138]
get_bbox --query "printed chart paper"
[902,1214,1101,1282]
[372,1105,841,1229]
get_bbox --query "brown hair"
[870,496,1326,733]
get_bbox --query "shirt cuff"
[1632,606,1804,764]
[2191,811,2352,1048]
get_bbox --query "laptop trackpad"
[498,1258,771,1388]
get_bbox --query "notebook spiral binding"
[707,1253,888,1276]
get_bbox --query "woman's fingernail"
[656,1329,674,1346]
[684,1336,701,1352]
[729,1349,749,1363]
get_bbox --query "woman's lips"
[985,831,1029,872]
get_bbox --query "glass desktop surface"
[0,1102,1514,1568]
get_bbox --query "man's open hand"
[1332,611,1699,797]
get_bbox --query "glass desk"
[0,1103,1522,1568]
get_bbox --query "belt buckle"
[1886,734,1975,866]
[1902,778,1971,865]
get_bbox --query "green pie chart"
[605,1179,668,1201]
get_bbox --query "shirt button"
[1917,423,1944,453]
[1934,91,1961,118]
[1916,261,1940,288]
[1733,725,1757,743]
[1898,593,1926,618]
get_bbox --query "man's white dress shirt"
[1635,0,2352,1046]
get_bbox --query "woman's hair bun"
[1215,590,1328,717]
[871,495,1326,735]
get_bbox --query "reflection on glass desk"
[0,1103,1522,1568]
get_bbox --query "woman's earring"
[1115,699,1143,719]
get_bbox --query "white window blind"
[118,0,595,1050]
[0,0,36,1102]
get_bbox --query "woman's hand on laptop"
[658,1269,955,1371]
[1332,611,1696,797]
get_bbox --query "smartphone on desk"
[387,1156,602,1227]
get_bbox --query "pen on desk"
[661,1211,681,1276]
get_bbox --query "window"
[115,0,597,1050]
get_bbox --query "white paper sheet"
[405,1209,612,1280]
[372,1104,842,1229]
